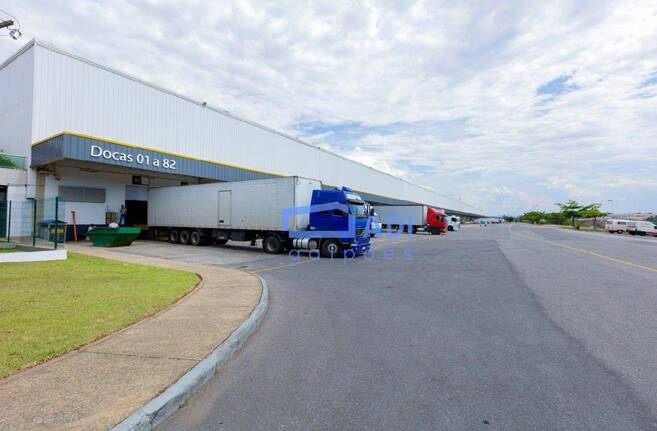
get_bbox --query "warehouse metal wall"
[0,44,33,159]
[27,40,476,214]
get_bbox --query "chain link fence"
[1,197,67,249]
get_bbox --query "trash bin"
[88,227,141,247]
[40,219,67,243]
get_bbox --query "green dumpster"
[88,227,141,247]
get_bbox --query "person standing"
[119,204,127,226]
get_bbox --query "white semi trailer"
[147,176,372,256]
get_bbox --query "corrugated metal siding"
[0,44,34,159]
[29,41,479,214]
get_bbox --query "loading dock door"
[125,185,148,225]
[218,191,231,227]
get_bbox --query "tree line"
[517,201,609,228]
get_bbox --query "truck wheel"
[412,226,418,234]
[448,226,454,232]
[190,230,203,246]
[215,239,228,245]
[321,239,341,258]
[263,234,283,254]
[168,229,179,243]
[430,227,440,235]
[179,230,191,245]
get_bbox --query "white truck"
[447,215,461,231]
[626,220,657,237]
[147,176,372,256]
[605,219,631,234]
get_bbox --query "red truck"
[375,205,447,234]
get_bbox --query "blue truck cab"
[309,187,371,257]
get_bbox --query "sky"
[2,1,657,215]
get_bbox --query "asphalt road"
[160,224,657,430]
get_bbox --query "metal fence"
[1,197,66,249]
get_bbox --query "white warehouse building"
[0,39,481,238]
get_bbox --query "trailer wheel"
[179,230,191,245]
[190,230,203,246]
[321,239,341,258]
[168,229,179,243]
[263,234,283,254]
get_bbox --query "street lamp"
[0,8,21,40]
[8,27,21,40]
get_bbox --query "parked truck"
[365,203,382,237]
[447,215,461,231]
[375,205,447,234]
[626,220,657,237]
[148,176,371,257]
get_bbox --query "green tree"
[558,200,582,228]
[580,204,609,230]
[520,211,545,224]
[544,212,566,225]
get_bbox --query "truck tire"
[179,230,191,245]
[168,229,179,243]
[321,239,341,258]
[430,227,440,235]
[263,234,283,254]
[412,226,418,234]
[190,230,203,246]
[448,226,454,232]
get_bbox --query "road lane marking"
[247,258,317,274]
[510,229,657,274]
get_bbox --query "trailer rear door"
[218,190,231,227]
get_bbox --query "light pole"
[608,199,614,215]
[0,8,21,40]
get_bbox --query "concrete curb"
[112,275,269,431]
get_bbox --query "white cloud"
[2,0,657,214]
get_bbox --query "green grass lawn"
[0,248,17,253]
[0,253,199,378]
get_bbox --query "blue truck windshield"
[349,203,368,218]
